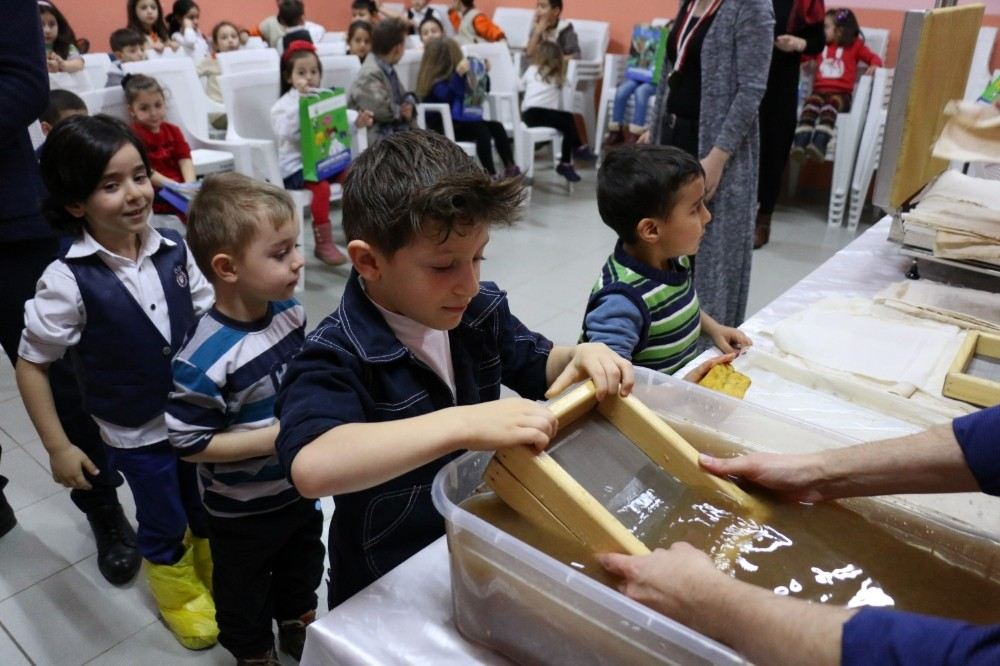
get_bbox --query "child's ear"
[210,253,239,284]
[40,121,53,136]
[348,240,382,280]
[65,203,87,219]
[635,217,660,244]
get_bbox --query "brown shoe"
[753,212,771,249]
[313,223,348,266]
[602,126,625,150]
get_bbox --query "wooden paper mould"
[485,382,768,556]
[944,331,1000,408]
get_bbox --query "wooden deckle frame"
[485,382,767,556]
[944,331,1000,407]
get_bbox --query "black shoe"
[236,647,281,666]
[87,504,141,585]
[278,610,315,661]
[0,491,16,539]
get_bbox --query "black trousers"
[522,107,581,163]
[209,497,325,658]
[453,119,515,175]
[757,59,801,215]
[0,239,121,512]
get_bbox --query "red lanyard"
[674,0,724,73]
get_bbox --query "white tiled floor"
[0,166,870,665]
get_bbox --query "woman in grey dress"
[644,0,774,327]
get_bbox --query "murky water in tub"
[462,416,1000,624]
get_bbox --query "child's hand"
[151,40,166,53]
[355,109,375,128]
[182,17,195,31]
[49,444,100,490]
[456,58,471,75]
[682,352,737,384]
[774,34,805,53]
[453,398,558,452]
[401,102,414,122]
[546,342,635,401]
[708,325,752,355]
[47,53,63,73]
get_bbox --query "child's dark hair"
[371,17,408,56]
[39,1,78,60]
[212,20,239,46]
[597,145,704,244]
[187,172,295,279]
[39,114,151,236]
[343,130,525,256]
[533,40,564,86]
[458,0,475,8]
[277,0,305,27]
[165,0,199,36]
[127,0,170,41]
[122,73,166,105]
[41,89,87,126]
[827,8,861,46]
[280,44,321,94]
[109,27,145,52]
[545,0,563,13]
[348,19,372,43]
[418,16,444,35]
[351,0,377,13]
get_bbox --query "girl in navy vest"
[15,115,218,650]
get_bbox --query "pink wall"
[53,0,1000,69]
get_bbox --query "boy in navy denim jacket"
[275,130,633,607]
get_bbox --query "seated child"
[123,74,195,216]
[167,173,324,665]
[449,0,506,44]
[107,28,147,87]
[418,15,445,45]
[20,115,216,649]
[166,0,210,61]
[39,1,84,73]
[792,8,882,162]
[127,0,181,57]
[271,40,374,266]
[197,21,242,130]
[347,18,419,144]
[526,0,580,60]
[604,23,667,148]
[38,89,88,145]
[259,0,325,49]
[408,0,453,37]
[416,37,520,178]
[582,145,752,375]
[351,0,378,23]
[347,19,372,61]
[274,130,633,607]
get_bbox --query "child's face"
[824,17,836,44]
[420,21,443,45]
[352,8,374,22]
[40,10,58,44]
[349,30,371,59]
[654,176,711,258]
[135,0,160,28]
[68,143,153,246]
[116,44,147,62]
[128,89,166,132]
[411,0,428,11]
[183,6,200,30]
[288,54,321,91]
[214,25,241,52]
[535,1,558,25]
[361,221,489,330]
[231,218,304,303]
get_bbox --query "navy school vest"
[62,228,195,428]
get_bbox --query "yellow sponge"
[698,364,751,399]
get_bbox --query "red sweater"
[130,121,191,183]
[811,39,882,94]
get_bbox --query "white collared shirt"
[19,224,214,449]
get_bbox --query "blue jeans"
[612,79,655,127]
[105,441,207,564]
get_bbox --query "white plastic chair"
[381,2,405,15]
[394,49,424,92]
[416,103,478,159]
[315,42,347,57]
[49,70,92,93]
[217,48,280,76]
[321,32,347,43]
[569,19,610,62]
[846,67,894,230]
[593,54,658,158]
[122,59,236,177]
[492,7,534,50]
[81,53,113,90]
[964,26,997,102]
[319,54,361,91]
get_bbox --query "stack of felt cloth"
[900,170,1000,264]
[875,279,1000,334]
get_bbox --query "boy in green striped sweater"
[581,144,751,376]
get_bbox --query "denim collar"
[613,239,690,287]
[336,269,506,364]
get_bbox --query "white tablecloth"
[301,219,1000,665]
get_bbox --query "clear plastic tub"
[431,369,1000,665]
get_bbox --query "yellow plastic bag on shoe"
[144,546,219,650]
[184,529,214,592]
